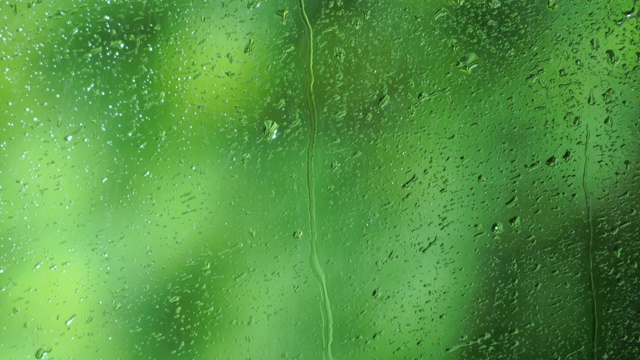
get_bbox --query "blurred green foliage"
[1,0,639,359]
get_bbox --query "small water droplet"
[587,90,596,105]
[434,7,451,20]
[65,314,76,326]
[244,38,255,54]
[378,94,390,108]
[276,9,289,24]
[546,156,557,166]
[614,246,622,258]
[606,49,618,65]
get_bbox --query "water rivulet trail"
[583,123,598,359]
[299,1,334,359]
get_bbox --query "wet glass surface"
[1,1,639,359]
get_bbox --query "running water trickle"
[299,1,334,359]
[583,123,598,360]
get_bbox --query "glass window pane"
[1,0,638,359]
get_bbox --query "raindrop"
[35,347,51,359]
[587,90,596,105]
[455,52,480,74]
[263,120,279,141]
[606,49,618,65]
[276,9,290,24]
[378,94,390,108]
[546,156,557,166]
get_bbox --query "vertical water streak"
[299,1,334,359]
[583,123,598,359]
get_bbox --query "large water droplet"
[263,120,279,141]
[65,314,76,326]
[35,347,51,359]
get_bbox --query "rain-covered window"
[1,0,639,359]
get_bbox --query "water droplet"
[263,120,279,141]
[35,347,51,359]
[378,94,390,108]
[241,154,251,167]
[455,52,480,74]
[587,90,596,105]
[623,3,638,18]
[65,314,76,326]
[434,7,451,20]
[614,246,622,258]
[244,38,255,54]
[606,49,618,65]
[546,156,557,166]
[276,9,289,24]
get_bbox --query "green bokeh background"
[1,0,639,359]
